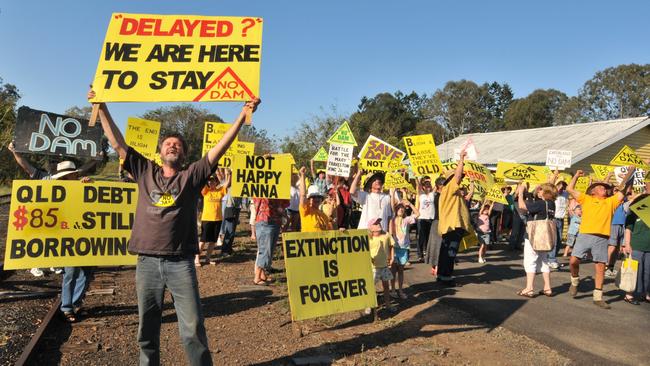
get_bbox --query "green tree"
[279,106,347,167]
[349,91,426,149]
[553,96,588,125]
[0,77,21,184]
[503,89,568,130]
[423,80,493,139]
[239,125,276,154]
[579,64,650,120]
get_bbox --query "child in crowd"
[476,203,492,263]
[368,218,396,312]
[390,201,419,299]
[563,205,582,257]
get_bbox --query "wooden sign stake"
[89,104,100,127]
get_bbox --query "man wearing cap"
[298,166,332,232]
[437,149,472,286]
[90,88,260,365]
[567,166,635,309]
[350,169,393,232]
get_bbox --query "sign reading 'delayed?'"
[90,13,262,103]
[14,107,103,159]
[546,149,572,170]
[4,180,138,269]
[283,229,376,321]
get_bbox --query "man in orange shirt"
[566,166,635,309]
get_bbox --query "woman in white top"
[350,170,393,232]
[415,177,436,262]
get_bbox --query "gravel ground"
[14,225,571,366]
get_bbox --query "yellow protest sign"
[90,13,262,103]
[327,121,357,146]
[630,195,650,227]
[384,172,414,191]
[312,147,328,162]
[485,184,508,204]
[610,145,650,168]
[4,180,138,269]
[282,229,376,321]
[358,135,405,171]
[202,122,234,156]
[591,164,615,181]
[276,153,296,165]
[495,161,547,184]
[125,117,161,160]
[231,155,291,199]
[403,134,442,177]
[219,141,255,168]
[442,161,495,200]
[574,177,590,193]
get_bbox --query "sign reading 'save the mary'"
[14,107,104,159]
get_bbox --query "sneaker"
[549,262,559,270]
[50,267,63,274]
[604,269,617,278]
[478,257,486,264]
[569,284,578,297]
[593,300,611,309]
[30,268,44,277]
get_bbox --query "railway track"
[0,194,10,206]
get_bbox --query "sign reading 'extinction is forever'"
[90,13,263,103]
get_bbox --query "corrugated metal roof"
[436,117,650,167]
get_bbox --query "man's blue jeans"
[135,255,212,366]
[255,221,281,269]
[60,267,91,313]
[221,209,240,254]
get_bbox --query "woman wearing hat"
[298,166,333,232]
[436,149,472,286]
[350,168,393,233]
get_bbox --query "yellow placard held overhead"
[610,145,650,168]
[4,180,138,269]
[90,13,262,103]
[125,117,161,160]
[403,134,442,177]
[231,155,292,199]
[485,184,508,204]
[283,229,377,321]
[327,121,357,146]
[219,141,255,168]
[202,121,234,156]
[384,172,414,191]
[591,164,615,181]
[630,195,650,227]
[358,135,405,171]
[442,161,495,200]
[312,147,328,162]
[495,161,548,184]
[574,177,590,193]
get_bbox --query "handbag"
[615,255,639,292]
[525,201,556,252]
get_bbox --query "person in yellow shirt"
[436,149,472,287]
[368,218,395,312]
[566,166,635,309]
[298,166,333,232]
[196,169,231,266]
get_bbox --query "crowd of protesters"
[6,89,650,366]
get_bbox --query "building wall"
[572,126,650,172]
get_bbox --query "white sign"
[326,143,353,177]
[614,166,646,191]
[454,138,478,161]
[546,150,572,170]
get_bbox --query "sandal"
[62,311,77,323]
[253,279,268,286]
[516,289,536,298]
[624,296,640,305]
[540,289,554,297]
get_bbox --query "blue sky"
[1,1,649,140]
